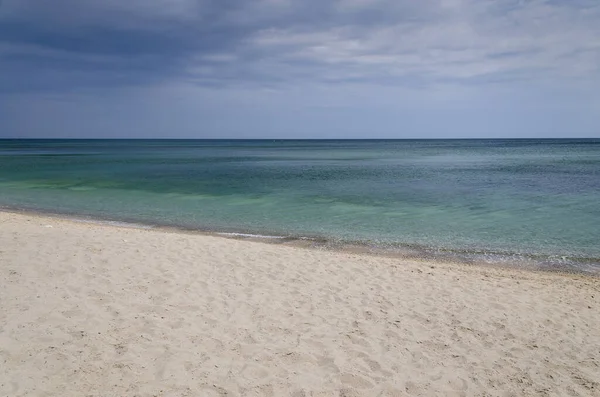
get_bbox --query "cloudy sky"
[1,0,599,138]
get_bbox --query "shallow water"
[1,139,599,272]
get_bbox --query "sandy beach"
[1,210,599,397]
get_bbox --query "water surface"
[1,139,599,273]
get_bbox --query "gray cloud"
[1,0,599,93]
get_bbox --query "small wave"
[68,217,155,229]
[217,232,287,239]
[68,186,97,191]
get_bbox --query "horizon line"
[1,137,599,141]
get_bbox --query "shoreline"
[2,206,599,277]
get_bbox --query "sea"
[1,139,599,274]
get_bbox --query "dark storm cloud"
[0,0,599,92]
[0,0,253,90]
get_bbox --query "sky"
[0,0,599,139]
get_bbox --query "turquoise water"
[1,139,599,272]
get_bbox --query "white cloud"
[246,0,600,86]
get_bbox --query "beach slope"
[1,211,599,396]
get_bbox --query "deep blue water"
[1,139,599,272]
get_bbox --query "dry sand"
[1,210,599,397]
